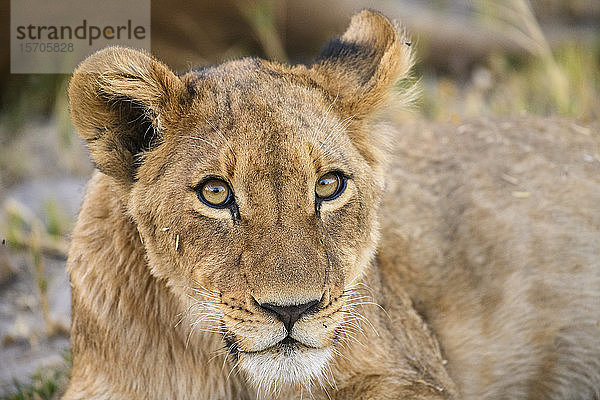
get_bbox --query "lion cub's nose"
[260,300,319,333]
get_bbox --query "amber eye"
[198,178,232,208]
[315,172,346,201]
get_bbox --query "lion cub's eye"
[197,178,232,208]
[315,172,346,201]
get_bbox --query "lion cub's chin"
[239,342,333,393]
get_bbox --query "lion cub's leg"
[327,271,458,400]
[334,377,448,400]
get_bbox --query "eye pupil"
[319,177,335,186]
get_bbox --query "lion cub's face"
[133,61,381,389]
[69,10,411,392]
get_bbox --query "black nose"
[260,300,319,333]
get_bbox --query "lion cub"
[65,9,600,400]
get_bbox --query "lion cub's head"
[69,10,412,393]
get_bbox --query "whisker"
[180,135,218,149]
[225,357,242,383]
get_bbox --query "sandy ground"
[0,120,92,395]
[0,177,90,394]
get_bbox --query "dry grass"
[0,353,70,400]
[236,0,288,63]
[420,0,600,121]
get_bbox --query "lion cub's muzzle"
[217,292,344,389]
[218,289,344,355]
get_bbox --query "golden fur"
[64,10,600,399]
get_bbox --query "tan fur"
[379,117,600,399]
[64,10,599,400]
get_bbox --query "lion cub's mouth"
[222,328,334,391]
[279,335,299,346]
[228,333,322,357]
[235,336,334,392]
[248,335,317,354]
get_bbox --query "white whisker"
[180,135,218,149]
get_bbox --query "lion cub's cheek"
[341,217,381,286]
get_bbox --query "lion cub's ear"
[69,46,184,183]
[310,10,413,119]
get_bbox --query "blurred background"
[0,0,598,398]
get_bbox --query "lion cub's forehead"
[183,59,333,134]
[176,58,353,177]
